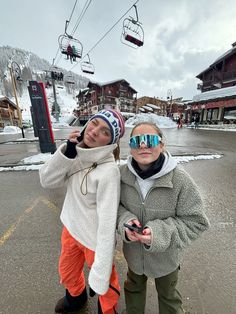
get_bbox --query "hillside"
[0,45,89,122]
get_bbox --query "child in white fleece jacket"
[39,110,125,314]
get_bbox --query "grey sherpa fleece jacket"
[117,162,210,278]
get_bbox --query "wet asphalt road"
[0,127,235,314]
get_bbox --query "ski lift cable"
[51,0,78,68]
[68,0,78,25]
[68,0,140,72]
[54,53,63,67]
[71,0,92,37]
[65,0,79,35]
[70,0,91,36]
[56,0,90,61]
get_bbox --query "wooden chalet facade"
[197,42,236,93]
[170,98,188,121]
[75,79,137,123]
[188,42,236,124]
[0,96,19,128]
[136,96,168,115]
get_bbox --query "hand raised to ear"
[68,130,81,143]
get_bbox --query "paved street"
[0,127,236,314]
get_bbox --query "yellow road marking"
[0,222,18,246]
[0,196,60,246]
[40,197,60,213]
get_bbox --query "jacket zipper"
[133,184,155,272]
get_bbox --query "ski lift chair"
[50,66,63,81]
[121,18,144,48]
[58,34,83,59]
[65,73,75,85]
[121,5,144,48]
[45,70,52,81]
[81,55,95,74]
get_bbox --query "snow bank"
[125,113,177,128]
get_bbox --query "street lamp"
[167,89,173,117]
[50,58,60,122]
[8,61,25,138]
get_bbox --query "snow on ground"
[0,153,223,172]
[2,126,22,133]
[0,112,233,171]
[125,113,177,128]
[47,85,77,116]
[186,124,236,131]
[10,84,77,124]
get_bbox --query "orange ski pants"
[59,227,120,314]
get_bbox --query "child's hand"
[124,219,142,242]
[135,228,152,246]
[68,130,80,143]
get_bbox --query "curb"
[0,153,222,169]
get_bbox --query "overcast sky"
[1,0,236,100]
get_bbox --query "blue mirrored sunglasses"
[129,134,162,149]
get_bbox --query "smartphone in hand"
[123,223,143,234]
[77,125,86,142]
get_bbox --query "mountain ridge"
[0,45,89,122]
[0,45,88,96]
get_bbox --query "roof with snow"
[145,103,161,109]
[141,105,153,111]
[0,96,17,108]
[191,85,236,102]
[79,87,89,93]
[88,79,137,93]
[197,42,236,78]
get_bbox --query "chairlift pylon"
[11,61,23,81]
[121,5,144,48]
[81,54,95,74]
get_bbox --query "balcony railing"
[222,70,236,81]
[98,99,116,105]
[201,70,236,88]
[120,108,136,113]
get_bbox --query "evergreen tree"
[51,102,61,117]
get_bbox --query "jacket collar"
[121,164,174,189]
[75,143,117,166]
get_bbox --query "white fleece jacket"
[39,143,120,295]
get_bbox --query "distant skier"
[66,44,73,63]
[72,45,77,61]
[194,114,200,129]
[177,114,183,129]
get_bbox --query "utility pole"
[51,58,60,122]
[9,63,25,138]
[167,89,173,117]
[51,78,60,122]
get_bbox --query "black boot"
[55,287,87,313]
[98,299,103,314]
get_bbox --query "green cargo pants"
[124,268,184,314]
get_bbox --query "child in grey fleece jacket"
[117,122,210,314]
